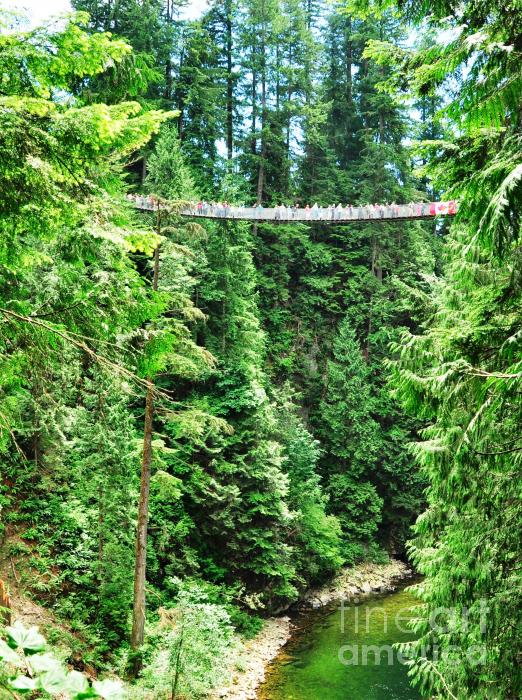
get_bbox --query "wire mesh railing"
[129,196,458,223]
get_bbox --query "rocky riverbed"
[213,559,413,700]
[299,558,412,609]
[213,616,293,700]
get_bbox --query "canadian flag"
[435,201,449,215]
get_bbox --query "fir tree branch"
[0,307,170,401]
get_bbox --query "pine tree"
[274,387,343,585]
[145,122,196,200]
[369,0,522,694]
[173,19,224,185]
[318,320,383,562]
[0,13,170,656]
[182,220,299,608]
[71,0,179,102]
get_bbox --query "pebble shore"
[213,559,413,699]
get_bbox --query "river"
[257,587,421,700]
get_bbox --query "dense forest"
[0,0,520,697]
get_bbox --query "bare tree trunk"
[346,18,353,104]
[251,62,257,159]
[256,2,267,205]
[226,0,234,161]
[371,235,383,281]
[378,21,385,144]
[178,47,186,141]
[130,214,161,671]
[0,579,11,625]
[165,0,173,100]
[286,46,293,154]
[275,43,280,113]
[141,154,147,185]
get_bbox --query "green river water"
[258,587,422,700]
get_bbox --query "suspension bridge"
[131,196,458,223]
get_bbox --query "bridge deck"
[131,198,457,223]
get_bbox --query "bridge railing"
[129,196,458,222]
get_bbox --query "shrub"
[0,621,124,698]
[134,583,239,699]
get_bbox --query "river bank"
[300,558,412,609]
[213,558,413,700]
[258,585,421,700]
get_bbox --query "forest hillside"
[0,0,520,697]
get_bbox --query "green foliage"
[71,0,178,103]
[317,320,383,560]
[378,0,522,696]
[0,621,124,698]
[274,388,343,584]
[145,124,196,201]
[0,9,189,660]
[164,220,300,609]
[133,581,238,699]
[4,1,508,697]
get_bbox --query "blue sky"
[4,0,208,26]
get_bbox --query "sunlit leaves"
[0,622,126,698]
[0,11,131,98]
[6,622,46,654]
[0,639,22,666]
[92,678,126,699]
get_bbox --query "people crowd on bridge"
[127,194,458,220]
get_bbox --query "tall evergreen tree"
[318,320,383,561]
[364,0,522,695]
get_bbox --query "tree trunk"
[378,21,385,143]
[256,3,267,204]
[346,18,353,104]
[130,378,154,660]
[251,58,257,159]
[0,579,11,625]
[226,0,234,161]
[177,48,185,141]
[371,235,383,281]
[286,45,293,154]
[130,217,161,670]
[275,43,280,113]
[141,154,147,185]
[165,0,173,100]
